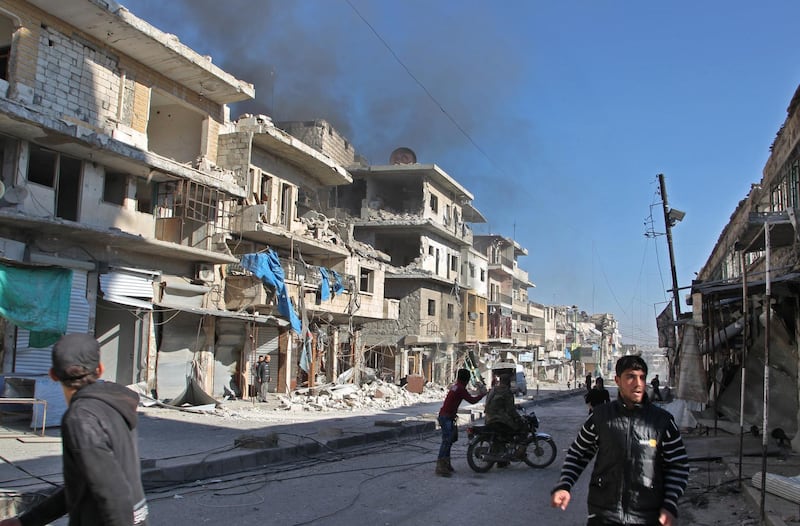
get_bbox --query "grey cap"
[52,333,100,380]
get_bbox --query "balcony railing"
[227,258,354,291]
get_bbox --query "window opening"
[103,172,128,206]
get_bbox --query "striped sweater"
[553,404,689,518]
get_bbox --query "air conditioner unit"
[195,264,215,283]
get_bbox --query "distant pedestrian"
[257,355,271,401]
[585,374,592,392]
[436,368,486,476]
[0,333,148,526]
[584,377,611,412]
[253,355,264,399]
[651,374,663,401]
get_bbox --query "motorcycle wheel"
[522,435,557,468]
[466,437,496,473]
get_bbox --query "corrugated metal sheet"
[213,317,245,398]
[15,270,91,373]
[155,310,202,401]
[100,268,156,300]
[254,326,279,393]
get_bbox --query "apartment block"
[0,0,294,413]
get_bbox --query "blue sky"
[120,0,799,346]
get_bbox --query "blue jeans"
[437,416,456,459]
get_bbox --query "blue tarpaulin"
[0,262,72,346]
[240,251,302,334]
[319,267,331,302]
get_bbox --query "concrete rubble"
[146,378,449,423]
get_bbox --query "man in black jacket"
[1,333,148,526]
[550,355,689,526]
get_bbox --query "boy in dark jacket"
[551,355,688,526]
[1,333,148,526]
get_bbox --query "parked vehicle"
[465,408,557,472]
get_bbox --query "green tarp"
[0,262,72,346]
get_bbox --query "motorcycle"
[465,408,557,472]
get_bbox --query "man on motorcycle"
[484,373,527,460]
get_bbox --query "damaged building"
[0,1,402,411]
[0,0,608,420]
[690,83,800,449]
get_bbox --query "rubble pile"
[275,379,446,412]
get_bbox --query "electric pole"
[658,173,682,381]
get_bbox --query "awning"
[691,272,800,301]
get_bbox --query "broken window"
[135,178,153,213]
[27,145,56,187]
[103,172,128,206]
[450,254,458,272]
[427,299,436,316]
[480,269,486,282]
[154,179,233,249]
[359,267,374,293]
[27,144,82,221]
[0,14,14,82]
[147,90,203,165]
[429,194,438,213]
[447,303,454,319]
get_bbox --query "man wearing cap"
[0,333,148,526]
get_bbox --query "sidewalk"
[2,385,799,525]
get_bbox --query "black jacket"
[21,381,148,526]
[588,399,675,524]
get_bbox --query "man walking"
[550,355,689,525]
[1,333,148,526]
[650,374,663,401]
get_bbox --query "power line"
[344,0,501,171]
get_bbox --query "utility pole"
[658,173,682,381]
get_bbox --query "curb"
[141,420,435,488]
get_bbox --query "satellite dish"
[389,147,417,165]
[3,185,28,204]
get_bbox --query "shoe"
[435,458,452,477]
[445,457,455,473]
[515,445,527,460]
[497,461,510,468]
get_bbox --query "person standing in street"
[253,355,264,400]
[651,374,663,401]
[0,333,148,526]
[257,354,271,401]
[550,355,689,526]
[436,368,486,477]
[584,376,611,412]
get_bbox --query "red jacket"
[438,380,485,418]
